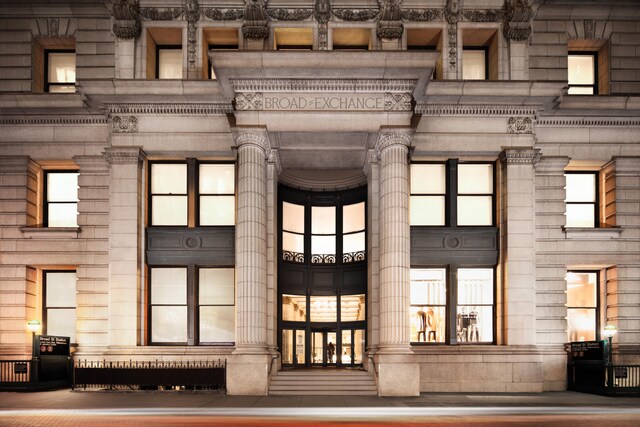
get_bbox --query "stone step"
[270,389,378,396]
[270,384,377,391]
[268,368,377,396]
[270,381,376,387]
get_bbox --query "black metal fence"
[0,358,72,391]
[0,360,33,384]
[73,359,226,391]
[568,362,640,396]
[606,364,640,395]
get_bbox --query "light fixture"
[27,320,41,334]
[603,324,617,338]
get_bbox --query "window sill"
[562,226,623,239]
[20,226,81,239]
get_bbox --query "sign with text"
[234,92,413,112]
[570,340,605,361]
[36,335,70,357]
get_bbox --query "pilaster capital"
[363,149,379,176]
[232,127,271,154]
[73,155,110,173]
[499,147,540,165]
[267,148,283,175]
[375,128,413,158]
[534,156,571,175]
[103,147,146,167]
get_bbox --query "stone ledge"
[562,226,623,239]
[20,226,81,238]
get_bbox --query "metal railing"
[606,364,640,394]
[568,362,640,396]
[0,359,34,384]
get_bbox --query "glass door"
[340,329,365,366]
[311,330,337,366]
[282,329,305,367]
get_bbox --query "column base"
[226,354,271,395]
[376,353,420,396]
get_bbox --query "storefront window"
[199,164,235,226]
[343,202,365,262]
[341,294,365,322]
[282,294,307,322]
[150,163,188,226]
[410,269,446,343]
[457,269,494,343]
[282,202,305,262]
[566,271,598,342]
[310,296,337,322]
[44,271,77,343]
[311,206,336,264]
[150,267,188,343]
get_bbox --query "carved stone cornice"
[234,93,263,111]
[104,147,146,166]
[229,78,417,93]
[112,0,141,39]
[233,129,271,154]
[416,104,538,117]
[333,9,379,21]
[201,8,244,20]
[463,9,503,22]
[267,8,313,21]
[111,115,138,133]
[503,0,533,41]
[242,0,269,40]
[105,103,232,115]
[507,117,533,134]
[377,0,403,39]
[536,117,640,127]
[444,0,462,24]
[139,7,182,20]
[499,148,540,165]
[0,115,108,125]
[384,93,413,111]
[401,9,442,21]
[375,129,413,157]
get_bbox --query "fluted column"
[233,129,269,354]
[376,130,413,354]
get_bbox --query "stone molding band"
[0,116,108,125]
[537,118,640,127]
[105,103,233,116]
[103,147,146,166]
[417,104,539,117]
[499,148,541,165]
[229,79,417,93]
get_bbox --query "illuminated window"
[410,164,446,226]
[312,206,336,264]
[462,49,486,80]
[157,47,182,79]
[410,269,446,343]
[45,171,79,227]
[332,28,371,50]
[565,172,597,228]
[274,28,313,50]
[568,53,596,95]
[44,271,77,343]
[458,164,493,226]
[457,269,494,343]
[146,28,182,80]
[566,271,598,342]
[46,51,76,93]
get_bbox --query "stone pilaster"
[499,148,540,346]
[266,149,281,355]
[228,128,271,395]
[374,129,419,397]
[104,147,145,348]
[364,149,380,359]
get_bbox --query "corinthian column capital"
[232,127,271,154]
[375,128,413,158]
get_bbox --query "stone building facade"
[0,0,639,396]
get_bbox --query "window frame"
[156,45,183,80]
[410,161,447,227]
[462,46,489,81]
[457,161,496,227]
[43,169,79,228]
[568,51,598,95]
[566,270,600,342]
[196,161,236,227]
[43,270,77,343]
[44,49,76,93]
[564,171,599,228]
[148,161,189,227]
[197,266,236,345]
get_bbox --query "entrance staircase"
[268,368,378,395]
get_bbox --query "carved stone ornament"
[502,0,533,41]
[139,7,183,20]
[234,131,270,153]
[507,117,533,134]
[333,9,380,21]
[267,9,313,21]
[384,93,413,111]
[499,148,540,164]
[234,93,263,111]
[242,0,269,40]
[401,9,442,21]
[445,0,462,71]
[104,148,146,165]
[584,19,595,39]
[376,0,403,39]
[48,18,59,37]
[315,0,331,24]
[185,0,200,71]
[201,8,244,20]
[375,131,412,157]
[112,0,141,39]
[112,115,138,133]
[463,9,503,22]
[444,0,462,24]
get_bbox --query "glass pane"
[282,294,307,321]
[341,294,365,322]
[568,86,594,95]
[151,164,187,194]
[45,272,76,307]
[567,308,596,342]
[48,52,75,83]
[47,173,78,202]
[312,206,335,234]
[282,231,304,254]
[312,332,323,363]
[283,202,305,233]
[311,235,335,255]
[459,164,493,194]
[566,272,597,307]
[341,330,352,364]
[565,174,596,202]
[457,305,493,343]
[199,306,234,342]
[410,269,446,305]
[566,204,595,228]
[48,85,76,93]
[463,50,486,80]
[282,329,293,364]
[151,267,187,305]
[343,202,365,233]
[568,55,595,85]
[343,231,365,254]
[410,196,445,226]
[48,203,78,227]
[151,306,187,342]
[310,296,337,322]
[458,269,493,305]
[200,195,235,225]
[354,329,365,364]
[411,306,445,343]
[295,330,305,364]
[199,164,234,194]
[199,268,234,305]
[411,164,446,194]
[327,332,337,363]
[158,49,182,79]
[457,196,493,226]
[152,195,188,226]
[46,308,76,343]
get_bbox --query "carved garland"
[111,115,138,133]
[507,117,533,134]
[201,8,244,20]
[267,9,313,21]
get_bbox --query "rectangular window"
[204,28,239,79]
[332,28,371,50]
[565,172,598,228]
[44,271,77,343]
[198,268,235,343]
[458,164,494,226]
[462,49,486,80]
[566,271,598,342]
[199,164,235,226]
[568,52,596,95]
[274,28,313,50]
[457,269,494,343]
[45,171,79,227]
[410,269,446,343]
[157,47,183,79]
[410,164,446,226]
[150,163,188,226]
[45,50,76,93]
[150,267,188,343]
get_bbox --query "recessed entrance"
[278,186,367,368]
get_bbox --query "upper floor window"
[44,271,77,343]
[45,171,79,227]
[462,49,487,80]
[462,28,497,80]
[332,28,371,50]
[568,52,596,95]
[149,161,234,227]
[157,47,182,79]
[566,271,598,342]
[564,172,598,228]
[410,161,495,227]
[46,51,76,93]
[204,27,239,79]
[146,28,182,79]
[274,28,313,50]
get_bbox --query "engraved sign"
[234,92,413,112]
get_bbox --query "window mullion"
[187,158,197,228]
[187,264,196,345]
[448,266,458,345]
[447,159,458,227]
